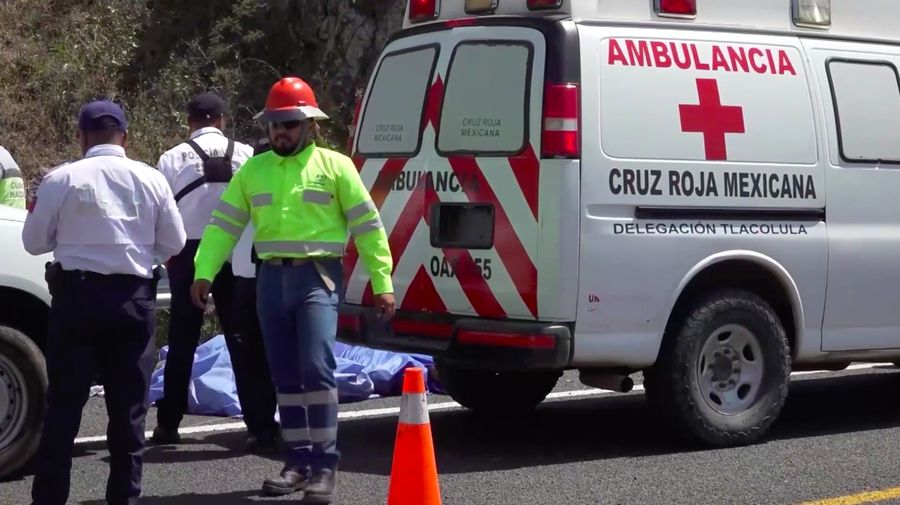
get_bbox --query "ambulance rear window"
[357,45,439,157]
[827,59,900,164]
[437,41,533,156]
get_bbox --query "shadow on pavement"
[44,367,900,483]
[335,369,900,476]
[80,489,266,504]
[771,368,900,439]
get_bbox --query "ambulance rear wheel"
[435,361,560,415]
[648,289,791,448]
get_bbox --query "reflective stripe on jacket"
[193,143,393,294]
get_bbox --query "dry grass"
[0,0,368,197]
[1,0,397,345]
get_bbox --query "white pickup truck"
[0,204,170,479]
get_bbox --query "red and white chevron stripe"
[344,75,540,320]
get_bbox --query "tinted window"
[357,46,439,156]
[828,59,900,163]
[437,41,532,156]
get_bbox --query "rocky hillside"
[0,0,405,192]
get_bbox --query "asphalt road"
[2,365,900,505]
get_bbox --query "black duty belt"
[263,257,312,266]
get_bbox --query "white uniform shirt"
[22,144,187,278]
[156,127,254,240]
[232,222,256,278]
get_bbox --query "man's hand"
[373,293,396,320]
[190,279,212,309]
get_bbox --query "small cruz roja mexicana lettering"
[460,117,502,138]
[608,168,817,200]
[374,123,403,142]
[393,170,481,193]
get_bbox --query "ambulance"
[338,0,900,447]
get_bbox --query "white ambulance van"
[339,0,900,447]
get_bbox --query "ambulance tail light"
[654,0,697,17]
[542,83,580,158]
[338,313,361,334]
[347,97,362,153]
[457,330,556,350]
[446,18,477,28]
[409,0,440,23]
[527,0,563,10]
[792,0,831,28]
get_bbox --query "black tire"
[0,325,47,480]
[435,361,561,415]
[645,289,791,448]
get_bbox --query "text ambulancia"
[338,0,900,448]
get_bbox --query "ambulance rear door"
[346,19,580,330]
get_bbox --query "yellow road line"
[798,487,900,505]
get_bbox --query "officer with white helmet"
[151,91,277,450]
[22,99,187,505]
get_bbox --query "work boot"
[302,469,335,504]
[150,425,181,445]
[262,465,310,496]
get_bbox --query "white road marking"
[73,362,895,445]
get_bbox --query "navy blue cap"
[188,92,226,121]
[78,99,128,132]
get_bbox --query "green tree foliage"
[0,0,404,192]
[0,0,405,349]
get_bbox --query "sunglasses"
[270,120,304,130]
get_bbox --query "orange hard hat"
[254,76,329,122]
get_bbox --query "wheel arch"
[658,251,804,361]
[0,286,50,351]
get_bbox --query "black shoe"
[244,434,277,455]
[150,425,181,445]
[262,466,310,496]
[302,469,335,504]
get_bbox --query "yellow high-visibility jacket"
[193,143,393,294]
[0,146,25,209]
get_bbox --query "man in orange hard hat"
[189,76,395,503]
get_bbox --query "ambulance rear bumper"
[337,304,573,371]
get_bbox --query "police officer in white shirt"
[22,99,187,505]
[216,137,281,454]
[230,221,280,452]
[152,92,269,448]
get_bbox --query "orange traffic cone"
[386,367,441,505]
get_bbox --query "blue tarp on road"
[147,335,443,417]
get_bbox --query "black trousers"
[156,239,236,430]
[230,275,278,440]
[31,269,157,505]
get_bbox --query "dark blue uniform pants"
[231,275,279,441]
[31,270,156,505]
[257,260,342,473]
[156,239,237,432]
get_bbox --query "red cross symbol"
[679,79,745,161]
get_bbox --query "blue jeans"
[257,259,342,473]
